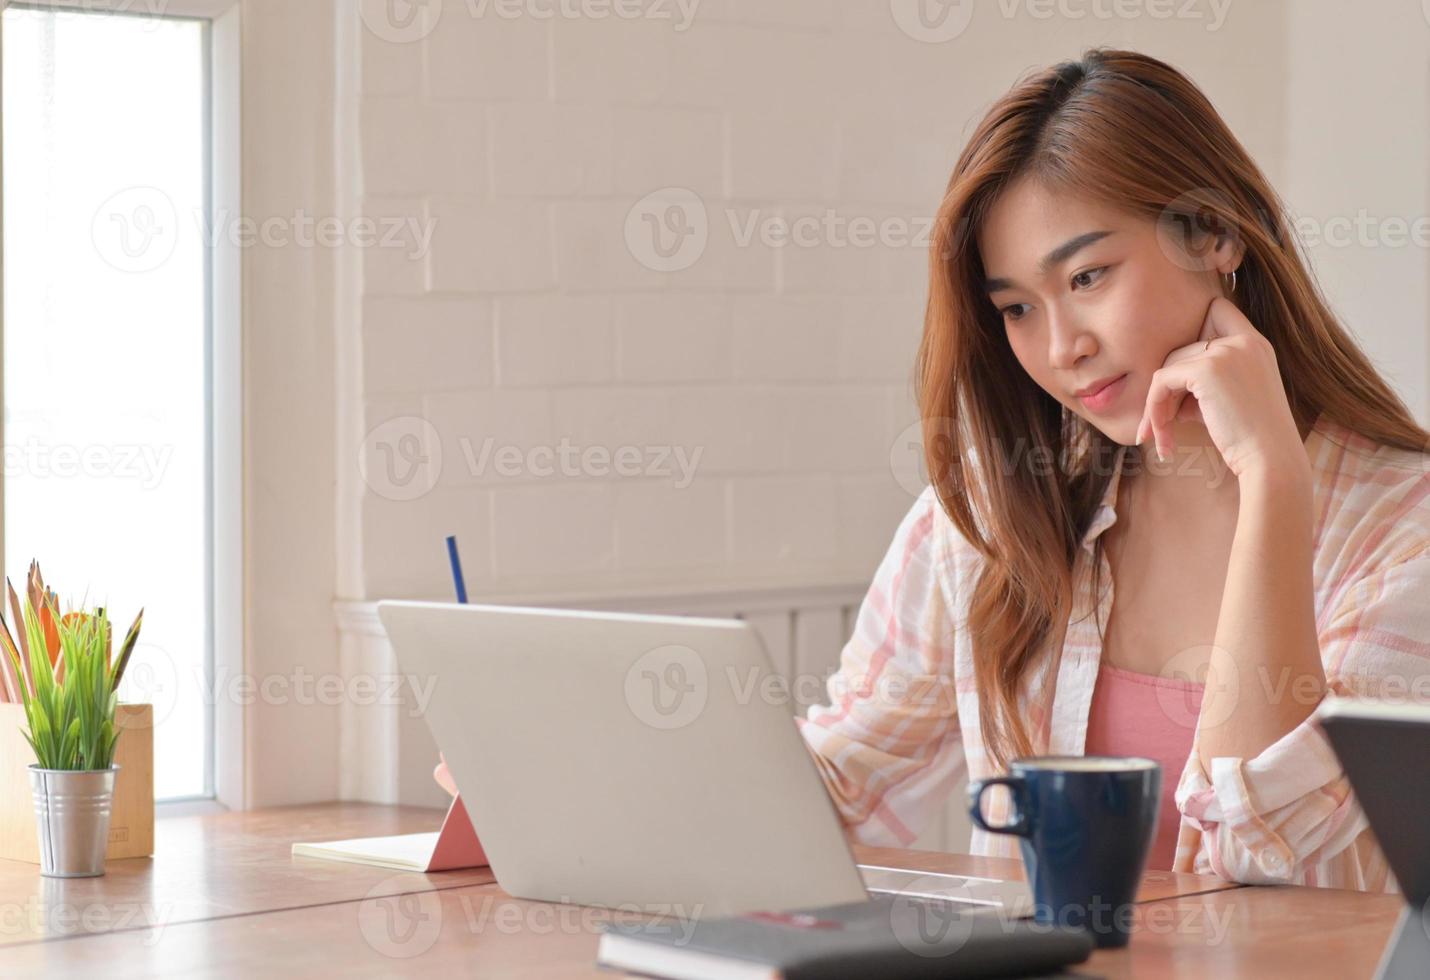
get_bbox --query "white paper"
[291,832,439,872]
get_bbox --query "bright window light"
[3,5,212,800]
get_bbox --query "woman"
[435,47,1429,891]
[793,48,1430,890]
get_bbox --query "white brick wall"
[352,0,1294,601]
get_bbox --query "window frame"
[0,0,244,815]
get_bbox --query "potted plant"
[3,561,143,878]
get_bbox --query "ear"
[1213,231,1245,276]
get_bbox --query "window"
[2,2,235,803]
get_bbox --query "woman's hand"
[433,753,458,797]
[1135,296,1310,483]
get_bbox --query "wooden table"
[0,803,1403,977]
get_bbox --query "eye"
[1071,265,1108,290]
[999,303,1029,322]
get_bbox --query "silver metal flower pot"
[29,765,120,878]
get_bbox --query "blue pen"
[445,535,468,604]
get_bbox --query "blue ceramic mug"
[967,755,1161,948]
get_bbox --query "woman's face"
[977,177,1238,446]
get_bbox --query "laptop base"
[1376,908,1430,980]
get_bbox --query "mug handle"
[967,776,1032,838]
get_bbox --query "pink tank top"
[1082,661,1205,871]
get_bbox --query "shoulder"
[906,483,965,556]
[1311,420,1430,567]
[887,485,955,581]
[903,483,985,609]
[1310,421,1430,618]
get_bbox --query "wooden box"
[0,702,155,863]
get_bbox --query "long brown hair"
[916,48,1429,770]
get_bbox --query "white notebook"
[290,796,489,873]
[292,832,444,872]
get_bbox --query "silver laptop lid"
[378,600,870,918]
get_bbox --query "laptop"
[1315,698,1430,980]
[376,600,1034,919]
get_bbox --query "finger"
[1196,297,1219,346]
[1138,388,1191,448]
[434,760,458,796]
[1138,393,1190,453]
[1141,363,1194,461]
[1161,342,1210,369]
[1175,393,1203,424]
[1202,294,1256,342]
[1169,310,1228,368]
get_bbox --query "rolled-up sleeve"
[1175,547,1430,885]
[794,485,965,848]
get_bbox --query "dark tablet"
[1316,698,1430,980]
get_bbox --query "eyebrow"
[983,230,1116,294]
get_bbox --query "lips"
[1076,373,1128,411]
[1075,374,1125,398]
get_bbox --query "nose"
[1046,304,1096,372]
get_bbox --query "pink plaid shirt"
[796,414,1429,890]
